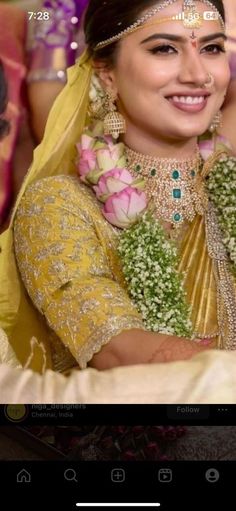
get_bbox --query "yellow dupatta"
[0,50,92,371]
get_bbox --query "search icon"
[64,469,78,483]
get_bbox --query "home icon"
[17,469,31,483]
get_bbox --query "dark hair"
[0,61,10,139]
[84,0,225,64]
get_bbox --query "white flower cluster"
[207,155,236,271]
[118,212,193,337]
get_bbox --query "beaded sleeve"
[13,176,144,369]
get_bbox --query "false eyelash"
[149,44,226,55]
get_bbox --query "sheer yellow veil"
[0,49,93,371]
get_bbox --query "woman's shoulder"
[25,174,91,197]
[14,174,102,230]
[18,174,97,211]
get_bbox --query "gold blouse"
[14,175,144,371]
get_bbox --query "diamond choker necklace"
[125,145,208,227]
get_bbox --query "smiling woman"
[0,0,236,377]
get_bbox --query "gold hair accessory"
[203,73,215,89]
[125,145,208,227]
[209,110,223,133]
[95,0,225,50]
[103,90,126,139]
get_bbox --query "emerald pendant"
[172,170,180,180]
[173,213,181,222]
[173,189,181,199]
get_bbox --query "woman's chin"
[172,124,211,139]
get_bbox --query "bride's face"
[100,1,230,141]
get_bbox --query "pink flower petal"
[81,134,94,150]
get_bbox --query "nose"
[178,46,211,88]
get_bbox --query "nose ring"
[203,73,215,89]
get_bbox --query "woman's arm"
[14,177,214,372]
[89,329,212,370]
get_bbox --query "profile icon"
[205,468,220,483]
[4,405,28,422]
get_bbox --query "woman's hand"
[195,338,217,349]
[88,329,213,370]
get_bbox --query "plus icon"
[111,468,125,483]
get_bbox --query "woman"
[0,0,236,374]
[0,2,35,230]
[27,0,89,142]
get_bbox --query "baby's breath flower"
[118,211,193,337]
[207,156,236,273]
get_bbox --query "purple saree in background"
[0,4,27,228]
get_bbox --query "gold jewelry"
[203,73,215,89]
[103,90,126,139]
[88,73,108,120]
[125,145,208,227]
[95,0,225,50]
[209,110,223,133]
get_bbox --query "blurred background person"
[0,1,35,231]
[0,0,88,231]
[27,0,88,142]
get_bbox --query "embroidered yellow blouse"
[13,175,144,371]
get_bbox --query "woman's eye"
[202,44,226,54]
[149,45,177,55]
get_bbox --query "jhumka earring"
[103,90,126,139]
[209,111,223,133]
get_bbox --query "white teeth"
[171,96,205,104]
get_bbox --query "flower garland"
[76,124,236,337]
[118,211,192,336]
[206,154,236,273]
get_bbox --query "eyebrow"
[140,32,227,44]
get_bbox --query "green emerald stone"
[173,213,181,222]
[191,170,196,177]
[172,170,180,180]
[135,164,142,172]
[173,188,181,199]
[150,168,157,176]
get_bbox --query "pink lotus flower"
[103,187,147,228]
[76,134,97,182]
[78,149,97,181]
[94,168,145,202]
[96,143,126,173]
[199,135,233,161]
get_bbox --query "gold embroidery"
[205,203,236,349]
[14,175,143,369]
